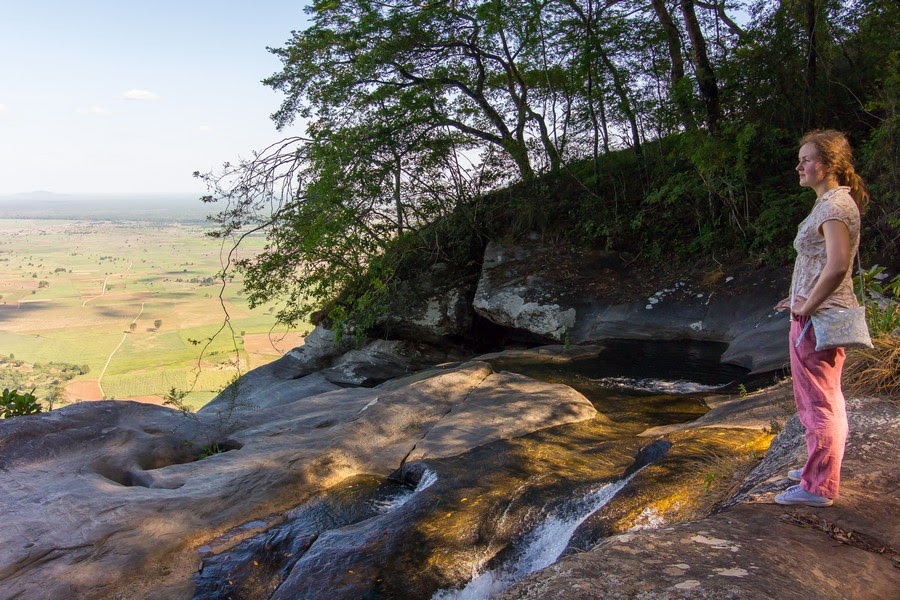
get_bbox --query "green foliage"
[856,267,900,337]
[198,442,225,459]
[195,0,899,334]
[859,49,900,254]
[0,357,86,411]
[1,388,41,419]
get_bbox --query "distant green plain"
[0,215,309,411]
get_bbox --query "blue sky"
[0,1,311,195]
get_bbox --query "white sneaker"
[774,485,833,507]
[788,469,802,481]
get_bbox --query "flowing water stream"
[431,471,640,599]
[194,340,764,600]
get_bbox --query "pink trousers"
[789,316,848,498]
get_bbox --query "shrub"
[1,388,42,419]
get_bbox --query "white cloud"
[120,89,162,101]
[197,125,214,134]
[77,105,112,116]
[0,104,10,117]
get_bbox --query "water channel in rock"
[193,340,771,600]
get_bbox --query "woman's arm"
[793,220,852,316]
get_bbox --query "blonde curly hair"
[800,129,870,214]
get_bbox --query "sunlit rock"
[501,396,900,600]
[0,360,602,599]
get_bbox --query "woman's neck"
[814,178,840,198]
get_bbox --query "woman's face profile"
[796,142,830,190]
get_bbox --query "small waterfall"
[371,468,438,513]
[433,472,637,600]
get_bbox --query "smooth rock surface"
[0,361,599,599]
[406,370,602,461]
[320,339,427,386]
[202,335,468,413]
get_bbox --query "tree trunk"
[598,93,610,154]
[805,0,819,103]
[680,0,721,134]
[596,47,642,153]
[651,0,695,130]
[394,154,403,236]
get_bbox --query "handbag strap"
[856,250,866,309]
[795,319,813,348]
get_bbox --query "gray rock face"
[200,324,351,413]
[320,339,420,386]
[282,324,351,376]
[472,240,791,372]
[474,242,576,342]
[0,361,598,599]
[202,331,468,413]
[381,262,476,343]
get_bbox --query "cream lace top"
[790,186,861,310]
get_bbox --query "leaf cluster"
[1,388,42,419]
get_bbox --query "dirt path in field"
[96,302,144,398]
[64,379,103,401]
[81,262,133,306]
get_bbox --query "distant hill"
[0,192,211,223]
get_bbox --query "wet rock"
[271,422,639,600]
[625,439,673,476]
[503,503,898,600]
[567,427,774,553]
[638,382,796,437]
[0,360,600,599]
[501,397,900,600]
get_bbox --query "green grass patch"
[0,218,306,410]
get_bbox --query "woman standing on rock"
[774,129,868,508]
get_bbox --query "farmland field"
[0,206,309,411]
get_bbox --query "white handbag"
[793,253,874,352]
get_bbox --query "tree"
[265,0,563,181]
[194,0,898,334]
[650,0,693,130]
[679,0,720,134]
